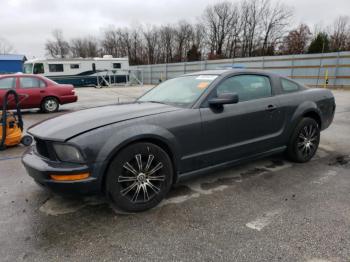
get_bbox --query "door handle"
[40,90,45,93]
[266,104,277,112]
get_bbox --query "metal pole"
[316,42,325,88]
[334,52,340,88]
[291,55,295,78]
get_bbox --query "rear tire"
[105,142,173,212]
[287,117,320,163]
[41,97,59,113]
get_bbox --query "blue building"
[0,54,27,74]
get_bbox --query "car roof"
[184,69,281,78]
[0,73,40,78]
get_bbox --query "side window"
[113,63,121,69]
[70,64,79,69]
[33,63,45,74]
[281,78,300,93]
[216,75,272,102]
[49,64,64,72]
[19,77,43,89]
[0,77,16,89]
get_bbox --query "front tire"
[41,97,59,113]
[105,142,173,212]
[287,117,320,163]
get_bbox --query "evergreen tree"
[308,32,330,53]
[187,45,201,61]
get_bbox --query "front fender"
[71,123,180,189]
[97,124,180,165]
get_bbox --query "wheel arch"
[41,95,61,105]
[98,127,180,193]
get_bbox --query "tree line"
[44,0,350,65]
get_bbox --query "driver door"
[199,74,284,168]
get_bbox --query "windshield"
[138,75,218,107]
[23,63,33,74]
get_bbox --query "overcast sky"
[1,0,350,58]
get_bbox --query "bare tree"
[281,24,311,55]
[260,0,292,55]
[203,1,238,57]
[0,37,14,54]
[101,27,120,57]
[240,0,267,57]
[70,38,87,58]
[45,29,70,58]
[173,21,193,62]
[159,25,176,63]
[329,16,350,52]
[143,26,160,64]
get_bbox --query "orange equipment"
[0,90,33,150]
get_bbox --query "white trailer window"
[70,64,79,69]
[113,63,121,69]
[49,64,64,72]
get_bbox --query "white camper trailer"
[23,56,129,86]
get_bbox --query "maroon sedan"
[0,74,77,113]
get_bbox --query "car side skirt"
[176,146,287,184]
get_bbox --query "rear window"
[281,78,300,93]
[49,64,64,72]
[0,77,16,89]
[20,77,46,88]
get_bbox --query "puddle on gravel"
[39,195,106,216]
[240,167,268,178]
[200,176,241,190]
[265,159,285,169]
[328,155,350,167]
[166,185,194,198]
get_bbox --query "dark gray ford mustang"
[22,70,336,212]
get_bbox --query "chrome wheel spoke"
[299,133,307,140]
[131,184,142,202]
[148,162,163,175]
[120,182,138,196]
[141,183,150,201]
[145,154,154,172]
[146,181,160,193]
[119,154,166,203]
[147,175,165,182]
[309,127,316,138]
[118,175,137,183]
[123,162,138,175]
[135,154,142,171]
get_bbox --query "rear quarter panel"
[277,88,335,144]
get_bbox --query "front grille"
[35,138,51,159]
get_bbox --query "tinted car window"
[49,64,64,72]
[20,77,46,88]
[113,63,121,69]
[281,78,300,93]
[0,77,16,89]
[70,64,79,69]
[216,75,272,102]
[33,63,45,74]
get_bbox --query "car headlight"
[53,143,85,163]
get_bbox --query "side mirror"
[208,93,239,107]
